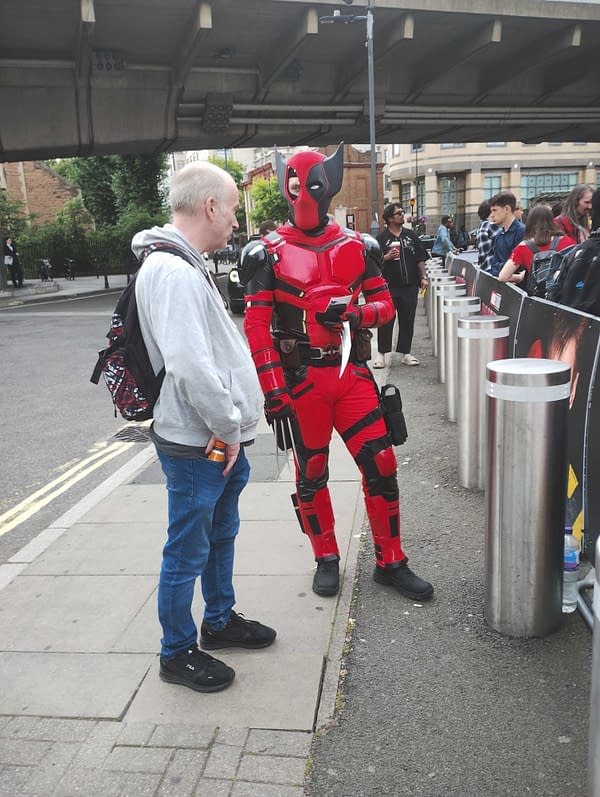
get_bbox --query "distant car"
[227,262,245,314]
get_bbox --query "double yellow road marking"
[0,441,134,538]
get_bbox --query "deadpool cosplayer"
[241,147,433,601]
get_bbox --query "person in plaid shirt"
[476,200,500,272]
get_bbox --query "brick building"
[0,161,79,226]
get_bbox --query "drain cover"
[113,425,151,443]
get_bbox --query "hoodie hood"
[131,223,207,272]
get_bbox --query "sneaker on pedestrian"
[373,560,433,600]
[312,557,340,596]
[200,610,276,650]
[400,353,419,366]
[159,644,235,692]
[372,353,385,369]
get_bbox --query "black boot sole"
[159,668,234,693]
[373,568,434,600]
[199,637,275,651]
[312,578,340,597]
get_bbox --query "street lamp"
[320,1,379,237]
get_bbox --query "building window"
[440,143,465,149]
[520,172,578,207]
[486,142,506,147]
[392,144,401,156]
[439,176,458,216]
[401,183,411,208]
[411,143,423,152]
[484,175,502,196]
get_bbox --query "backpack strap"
[550,236,561,252]
[525,241,540,254]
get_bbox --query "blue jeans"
[156,448,250,659]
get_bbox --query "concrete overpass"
[1,0,600,162]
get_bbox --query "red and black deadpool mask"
[276,145,344,233]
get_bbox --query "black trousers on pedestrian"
[377,284,419,354]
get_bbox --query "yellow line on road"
[0,442,134,538]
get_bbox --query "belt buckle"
[321,345,340,360]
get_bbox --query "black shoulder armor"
[361,232,384,276]
[239,240,271,286]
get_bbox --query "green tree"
[45,154,168,228]
[111,154,168,216]
[0,191,31,240]
[250,177,288,226]
[208,154,247,237]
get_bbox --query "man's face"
[389,207,405,226]
[577,190,593,216]
[490,204,511,227]
[210,178,239,250]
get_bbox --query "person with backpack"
[554,183,593,244]
[130,162,275,695]
[549,188,600,315]
[498,204,576,295]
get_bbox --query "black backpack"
[525,237,568,298]
[91,243,194,421]
[546,236,600,315]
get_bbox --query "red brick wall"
[321,144,383,233]
[1,161,79,226]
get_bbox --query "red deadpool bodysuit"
[241,147,433,601]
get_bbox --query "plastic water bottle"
[562,527,579,614]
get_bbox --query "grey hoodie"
[131,224,262,447]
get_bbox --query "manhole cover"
[113,425,152,443]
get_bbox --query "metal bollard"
[424,263,444,326]
[431,275,456,357]
[443,296,481,422]
[589,537,600,796]
[425,269,448,337]
[436,283,467,383]
[457,315,509,490]
[485,358,571,638]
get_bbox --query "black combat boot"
[373,559,433,600]
[313,557,340,596]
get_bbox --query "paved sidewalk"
[0,275,130,308]
[0,271,370,794]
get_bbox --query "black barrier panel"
[476,272,525,356]
[514,298,600,556]
[449,255,478,295]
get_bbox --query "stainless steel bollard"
[589,538,600,796]
[436,283,466,383]
[431,275,456,357]
[426,270,448,339]
[485,358,571,638]
[457,315,509,490]
[443,296,481,422]
[424,263,444,327]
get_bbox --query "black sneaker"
[159,644,235,693]
[373,560,434,600]
[200,610,277,650]
[312,558,340,597]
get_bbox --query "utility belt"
[275,329,372,368]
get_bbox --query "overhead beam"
[473,23,582,104]
[331,13,414,103]
[75,0,95,152]
[404,18,501,104]
[257,7,319,98]
[164,1,213,145]
[534,52,593,104]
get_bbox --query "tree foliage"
[0,191,31,240]
[208,154,247,236]
[250,177,288,226]
[45,154,168,228]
